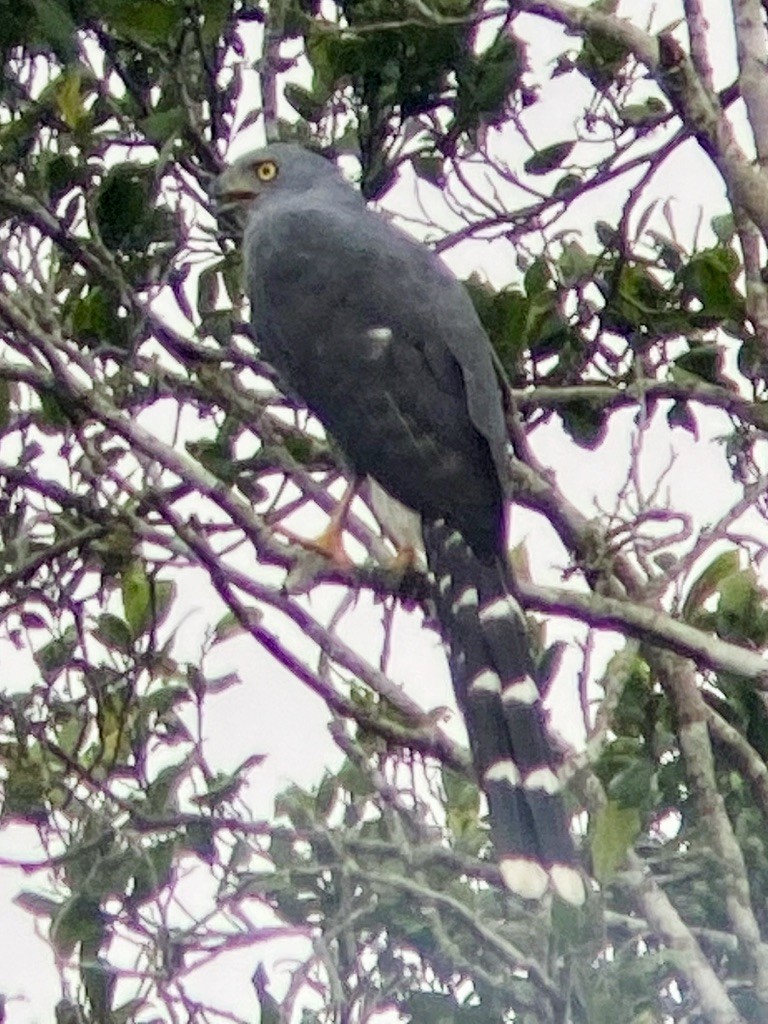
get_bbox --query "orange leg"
[274,479,358,567]
[386,544,420,574]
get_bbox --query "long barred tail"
[423,520,585,905]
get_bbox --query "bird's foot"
[274,519,354,570]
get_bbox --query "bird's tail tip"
[500,856,587,905]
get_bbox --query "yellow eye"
[255,160,278,182]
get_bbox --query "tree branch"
[521,579,768,684]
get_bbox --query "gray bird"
[217,143,584,904]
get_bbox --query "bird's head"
[215,143,343,218]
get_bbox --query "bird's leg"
[311,478,358,565]
[386,545,420,574]
[364,480,424,577]
[274,478,359,568]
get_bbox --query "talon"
[274,479,359,568]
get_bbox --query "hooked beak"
[217,188,257,210]
[214,168,259,215]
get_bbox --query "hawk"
[217,144,584,904]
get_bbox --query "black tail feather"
[423,520,584,904]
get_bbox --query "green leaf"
[88,851,138,902]
[524,257,551,296]
[337,759,376,798]
[443,766,481,848]
[711,213,735,244]
[411,152,444,186]
[50,895,105,957]
[591,801,640,882]
[738,336,768,384]
[149,578,176,632]
[679,246,744,322]
[196,263,221,318]
[32,0,78,60]
[0,377,10,430]
[36,626,78,680]
[672,343,722,385]
[139,106,185,145]
[667,400,697,436]
[185,819,216,862]
[443,765,479,816]
[55,67,83,129]
[81,957,115,1021]
[601,262,674,335]
[187,438,239,482]
[102,0,180,43]
[94,613,134,653]
[618,97,666,128]
[268,828,294,870]
[464,277,536,373]
[593,221,618,248]
[90,522,135,576]
[122,560,152,637]
[212,609,246,644]
[95,164,166,253]
[199,308,235,346]
[537,640,566,696]
[193,756,265,808]
[607,758,655,809]
[55,1000,80,1024]
[198,0,229,43]
[610,660,654,738]
[559,398,606,448]
[576,28,628,88]
[112,1000,147,1024]
[283,432,319,465]
[454,33,523,135]
[716,569,768,644]
[71,286,128,349]
[316,772,339,817]
[96,166,147,249]
[403,992,465,1024]
[524,140,575,176]
[553,171,582,197]
[142,684,189,717]
[144,760,189,815]
[254,964,281,1024]
[127,841,177,906]
[558,241,596,285]
[284,83,326,123]
[38,388,72,429]
[682,550,741,622]
[14,891,62,917]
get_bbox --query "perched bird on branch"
[217,143,584,904]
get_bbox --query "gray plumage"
[217,143,584,904]
[238,146,504,560]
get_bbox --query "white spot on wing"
[452,586,478,610]
[469,669,500,695]
[501,677,539,706]
[480,595,525,622]
[549,865,586,906]
[483,759,521,786]
[446,531,464,549]
[367,326,393,342]
[499,857,548,900]
[438,574,452,595]
[479,597,512,622]
[523,767,561,794]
